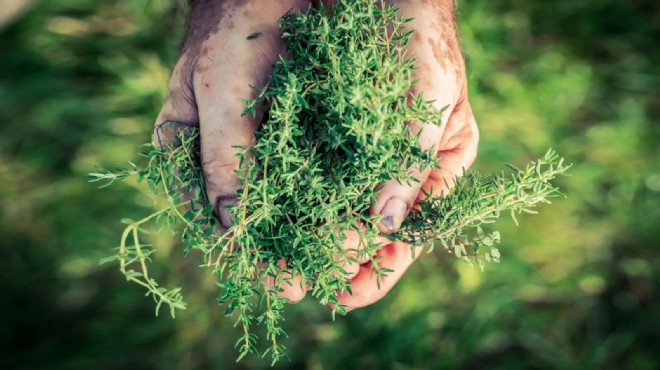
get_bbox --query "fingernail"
[380,198,408,233]
[215,195,236,228]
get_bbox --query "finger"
[150,53,203,218]
[339,222,392,280]
[153,52,199,147]
[262,259,308,304]
[371,119,445,235]
[370,3,464,234]
[335,242,421,310]
[419,99,479,201]
[191,5,289,228]
[342,222,392,262]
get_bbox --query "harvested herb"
[89,0,569,364]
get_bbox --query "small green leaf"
[99,255,119,265]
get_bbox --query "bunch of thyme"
[89,0,569,364]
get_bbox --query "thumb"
[153,47,262,230]
[420,100,479,200]
[371,118,445,234]
[192,27,290,227]
[194,67,264,228]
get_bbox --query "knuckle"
[286,288,306,304]
[151,121,186,148]
[347,289,374,309]
[280,279,306,303]
[202,157,241,193]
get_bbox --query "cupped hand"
[154,0,312,303]
[334,0,479,310]
[154,0,479,311]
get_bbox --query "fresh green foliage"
[395,150,567,269]
[5,0,658,368]
[89,0,568,364]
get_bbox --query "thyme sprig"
[90,0,569,364]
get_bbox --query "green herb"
[89,0,569,364]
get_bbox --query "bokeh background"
[1,0,658,369]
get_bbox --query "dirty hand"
[334,0,479,310]
[153,0,311,303]
[154,0,478,309]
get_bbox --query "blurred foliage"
[0,0,658,369]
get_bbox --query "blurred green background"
[1,0,658,369]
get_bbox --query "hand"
[154,0,478,310]
[154,0,312,303]
[334,0,479,310]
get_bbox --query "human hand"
[154,0,478,311]
[333,0,479,310]
[153,0,312,303]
